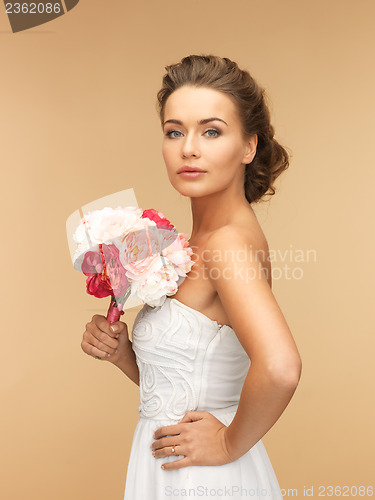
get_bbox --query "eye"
[165,130,182,138]
[164,128,221,139]
[204,128,221,138]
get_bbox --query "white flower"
[127,256,179,307]
[84,206,145,244]
[72,206,155,263]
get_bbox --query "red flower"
[82,251,112,298]
[141,209,174,229]
[82,244,129,298]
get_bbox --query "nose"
[181,132,200,159]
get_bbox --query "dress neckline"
[166,297,234,332]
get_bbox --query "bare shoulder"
[205,223,272,288]
[207,218,269,251]
[202,224,301,377]
[206,224,256,246]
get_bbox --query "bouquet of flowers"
[69,204,194,324]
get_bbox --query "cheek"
[162,142,175,164]
[161,146,176,181]
[212,139,242,162]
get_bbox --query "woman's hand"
[151,411,235,470]
[81,314,131,365]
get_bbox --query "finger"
[84,330,119,356]
[96,317,128,342]
[91,345,109,359]
[154,444,182,458]
[178,414,191,423]
[178,411,207,423]
[161,457,190,471]
[154,424,181,440]
[152,437,175,451]
[81,339,112,360]
[93,344,116,359]
[89,321,119,350]
[93,314,118,338]
[108,320,124,337]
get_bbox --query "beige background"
[1,0,374,499]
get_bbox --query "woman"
[81,54,302,499]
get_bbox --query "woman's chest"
[172,244,232,327]
[172,234,271,327]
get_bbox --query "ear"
[242,134,258,164]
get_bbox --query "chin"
[172,183,203,196]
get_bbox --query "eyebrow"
[162,117,228,127]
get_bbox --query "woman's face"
[161,85,257,199]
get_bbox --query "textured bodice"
[131,297,250,420]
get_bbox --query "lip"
[177,166,206,174]
[178,171,206,178]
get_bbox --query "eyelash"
[165,128,221,139]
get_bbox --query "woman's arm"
[81,314,140,386]
[113,339,140,386]
[225,356,300,460]
[205,227,302,461]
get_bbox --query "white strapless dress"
[123,297,283,499]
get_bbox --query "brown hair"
[156,54,291,204]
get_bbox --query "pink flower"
[124,253,162,280]
[119,229,155,267]
[162,233,195,276]
[82,244,129,298]
[141,209,174,229]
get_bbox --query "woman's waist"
[138,402,239,421]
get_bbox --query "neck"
[189,188,252,240]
